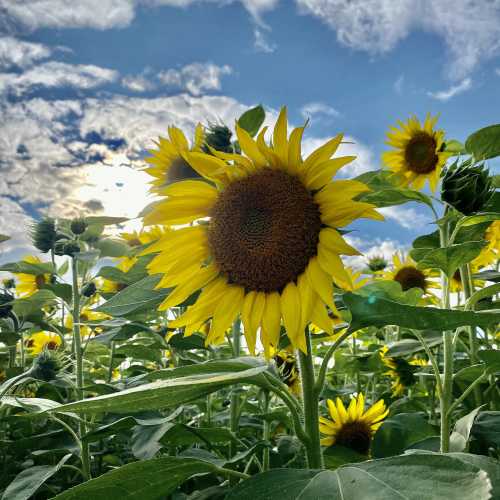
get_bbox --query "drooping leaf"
[465,124,500,160]
[0,260,55,275]
[237,105,265,137]
[13,289,58,317]
[359,187,433,209]
[445,139,467,155]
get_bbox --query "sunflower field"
[0,105,499,500]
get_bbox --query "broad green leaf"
[0,260,54,275]
[84,216,129,225]
[43,283,73,303]
[52,457,217,500]
[471,411,500,449]
[455,213,500,231]
[473,270,500,283]
[226,454,492,500]
[385,331,442,357]
[1,454,71,500]
[237,105,265,137]
[95,274,171,316]
[445,139,467,155]
[465,124,500,160]
[323,445,366,469]
[359,187,433,209]
[412,241,486,277]
[356,281,423,306]
[51,363,271,415]
[0,233,10,243]
[453,407,484,453]
[343,292,500,332]
[159,424,237,448]
[372,412,438,458]
[13,289,58,317]
[450,453,500,497]
[354,170,397,190]
[477,350,500,373]
[95,238,131,258]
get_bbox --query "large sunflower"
[382,253,439,296]
[145,124,204,190]
[319,393,389,455]
[15,256,51,298]
[382,114,450,191]
[143,108,382,353]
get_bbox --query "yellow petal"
[319,228,361,256]
[305,257,334,310]
[317,247,352,291]
[288,126,305,170]
[273,107,288,166]
[303,157,356,190]
[280,282,304,352]
[160,179,218,201]
[236,123,267,167]
[261,291,281,350]
[303,133,343,170]
[207,285,245,345]
[183,152,229,182]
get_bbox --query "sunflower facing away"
[25,331,61,355]
[382,114,450,191]
[143,107,383,354]
[380,346,427,397]
[382,253,439,297]
[14,256,52,298]
[319,393,389,455]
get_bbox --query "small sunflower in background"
[144,124,205,189]
[473,221,500,268]
[65,307,110,338]
[367,255,388,273]
[143,107,382,354]
[449,264,482,294]
[383,253,439,297]
[380,346,427,397]
[121,226,168,249]
[100,257,136,293]
[319,394,389,455]
[342,266,370,291]
[14,256,52,298]
[382,114,450,191]
[25,331,61,355]
[273,349,301,396]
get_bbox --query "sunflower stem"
[229,319,241,460]
[297,327,323,469]
[438,216,453,453]
[262,390,271,471]
[71,256,91,480]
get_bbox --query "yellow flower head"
[382,253,439,296]
[143,107,383,354]
[342,266,370,291]
[473,221,500,268]
[380,346,427,397]
[121,226,169,248]
[320,393,389,455]
[382,114,450,192]
[273,349,301,396]
[449,263,482,294]
[25,331,61,355]
[15,256,51,298]
[145,124,205,190]
[65,307,110,338]
[100,257,136,293]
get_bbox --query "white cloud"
[427,77,472,101]
[121,73,155,93]
[295,0,500,80]
[378,205,431,230]
[0,37,51,70]
[157,62,232,96]
[254,28,277,53]
[343,236,404,270]
[0,198,34,261]
[0,61,118,97]
[300,101,340,123]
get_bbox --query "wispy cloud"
[427,77,472,101]
[254,28,277,53]
[378,205,431,229]
[300,101,340,123]
[0,37,51,70]
[394,74,404,94]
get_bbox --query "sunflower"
[380,346,427,397]
[319,393,389,455]
[121,226,168,248]
[25,331,61,355]
[14,256,52,298]
[100,257,136,293]
[449,264,481,294]
[473,221,500,268]
[382,253,439,296]
[273,349,301,396]
[65,307,110,338]
[382,114,451,191]
[343,266,370,291]
[145,124,205,190]
[143,107,382,353]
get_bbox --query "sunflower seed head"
[30,217,58,253]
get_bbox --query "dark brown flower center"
[127,238,142,247]
[35,274,46,289]
[46,341,58,350]
[404,132,438,174]
[166,157,201,184]
[335,421,373,455]
[208,169,321,293]
[453,269,462,283]
[116,283,128,291]
[393,266,427,291]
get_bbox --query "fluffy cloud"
[427,77,472,101]
[157,62,232,96]
[0,198,34,262]
[378,205,431,230]
[0,61,118,97]
[295,0,500,80]
[343,236,405,270]
[0,36,51,70]
[300,101,340,123]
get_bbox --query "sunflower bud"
[203,124,233,154]
[367,255,388,272]
[70,218,87,235]
[81,282,97,298]
[441,161,494,215]
[0,291,14,319]
[30,217,58,253]
[28,349,64,381]
[2,278,15,290]
[63,242,81,257]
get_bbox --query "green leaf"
[43,283,73,304]
[52,457,218,500]
[478,350,500,373]
[225,454,492,500]
[359,187,434,209]
[343,292,500,333]
[0,260,55,275]
[385,331,442,357]
[465,124,500,160]
[51,360,272,415]
[450,453,500,497]
[84,216,129,226]
[95,275,171,317]
[237,105,265,137]
[412,241,486,277]
[356,281,423,306]
[13,289,58,317]
[354,170,396,190]
[95,238,131,258]
[471,411,500,449]
[372,412,438,458]
[1,454,71,500]
[445,139,467,155]
[453,407,484,453]
[0,234,10,243]
[456,212,500,229]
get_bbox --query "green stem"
[107,341,115,383]
[214,466,250,481]
[229,319,241,459]
[71,257,91,480]
[262,390,270,471]
[297,328,323,469]
[447,373,487,417]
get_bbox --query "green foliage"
[237,105,265,137]
[465,124,500,160]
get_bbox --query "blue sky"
[1,0,499,265]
